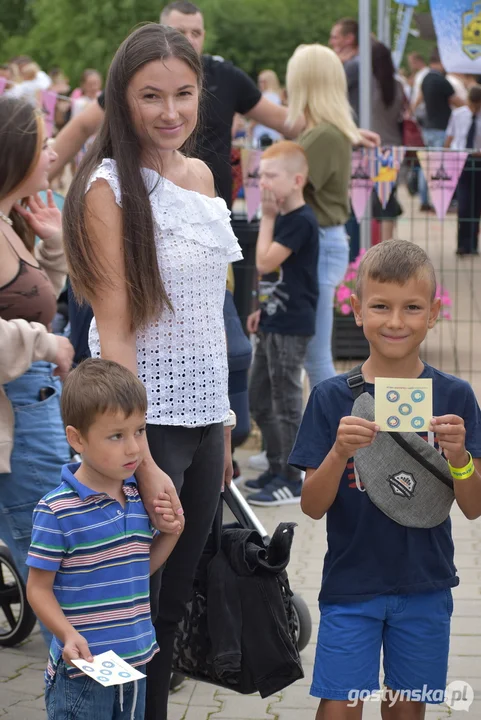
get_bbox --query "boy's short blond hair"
[61,359,147,436]
[261,140,309,183]
[356,239,437,300]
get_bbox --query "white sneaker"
[248,450,269,472]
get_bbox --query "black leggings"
[145,423,224,720]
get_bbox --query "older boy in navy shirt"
[290,240,481,719]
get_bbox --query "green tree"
[1,0,435,86]
[1,0,161,82]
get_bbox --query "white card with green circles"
[374,378,433,433]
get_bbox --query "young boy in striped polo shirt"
[26,359,182,719]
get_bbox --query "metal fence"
[389,152,481,393]
[231,149,481,395]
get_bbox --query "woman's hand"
[357,129,381,149]
[53,336,75,381]
[137,459,184,534]
[15,190,62,242]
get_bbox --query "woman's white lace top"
[87,158,243,427]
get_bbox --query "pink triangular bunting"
[373,147,406,209]
[350,149,374,222]
[241,148,263,222]
[417,150,468,220]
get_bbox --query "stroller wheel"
[170,672,185,692]
[291,592,312,653]
[0,546,37,646]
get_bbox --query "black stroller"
[169,481,312,693]
[221,482,311,650]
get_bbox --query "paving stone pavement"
[1,447,481,719]
[1,196,481,718]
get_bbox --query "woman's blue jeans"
[304,226,350,389]
[0,362,70,644]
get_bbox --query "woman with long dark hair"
[371,40,406,241]
[63,23,241,719]
[0,98,73,631]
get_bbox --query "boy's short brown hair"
[261,140,309,182]
[356,239,437,300]
[61,359,147,436]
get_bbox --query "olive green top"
[298,122,352,228]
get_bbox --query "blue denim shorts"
[311,589,453,702]
[45,660,146,719]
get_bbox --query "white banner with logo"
[431,0,481,72]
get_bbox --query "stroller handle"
[223,482,269,541]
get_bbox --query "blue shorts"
[311,589,453,702]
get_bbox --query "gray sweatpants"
[249,331,310,483]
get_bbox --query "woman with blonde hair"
[251,68,283,148]
[286,43,362,388]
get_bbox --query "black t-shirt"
[97,55,261,207]
[197,55,261,206]
[259,205,319,337]
[421,70,455,130]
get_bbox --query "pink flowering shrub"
[436,285,452,321]
[333,250,366,316]
[334,250,453,320]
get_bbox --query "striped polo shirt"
[27,463,158,684]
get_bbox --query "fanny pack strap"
[346,364,365,400]
[346,367,453,491]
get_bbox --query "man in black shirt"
[414,48,464,211]
[419,50,464,136]
[160,1,285,205]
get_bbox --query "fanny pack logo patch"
[387,471,417,498]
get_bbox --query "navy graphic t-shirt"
[259,204,319,337]
[289,364,481,604]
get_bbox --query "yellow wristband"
[448,452,475,480]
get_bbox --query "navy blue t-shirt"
[259,205,318,337]
[289,364,481,604]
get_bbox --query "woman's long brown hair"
[0,98,41,252]
[63,23,203,331]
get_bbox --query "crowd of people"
[1,2,481,719]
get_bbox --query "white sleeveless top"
[87,158,243,427]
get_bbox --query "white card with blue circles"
[374,378,433,433]
[71,650,146,686]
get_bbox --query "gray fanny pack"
[348,366,454,528]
